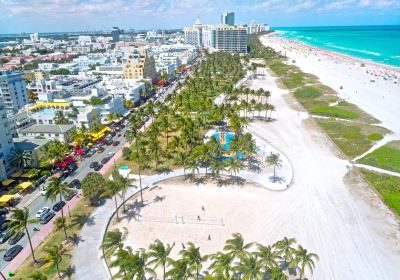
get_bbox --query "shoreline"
[270,31,400,72]
[261,33,400,136]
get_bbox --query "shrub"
[122,147,131,160]
[311,106,359,119]
[367,133,383,141]
[294,86,322,99]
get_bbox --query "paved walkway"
[73,134,293,279]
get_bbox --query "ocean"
[274,25,400,68]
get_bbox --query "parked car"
[0,208,8,215]
[107,152,115,157]
[40,185,48,196]
[52,201,66,212]
[88,149,96,156]
[40,211,55,224]
[93,164,103,171]
[98,147,105,153]
[101,157,110,164]
[36,207,50,218]
[3,245,23,261]
[90,162,99,168]
[0,230,11,243]
[8,232,24,245]
[112,141,120,146]
[69,179,80,189]
[65,191,76,201]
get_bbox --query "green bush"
[311,106,359,119]
[294,86,323,99]
[282,72,304,89]
[338,101,350,106]
[367,133,384,141]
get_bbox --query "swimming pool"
[213,132,244,159]
[40,108,57,115]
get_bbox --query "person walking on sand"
[208,234,211,240]
[202,206,205,211]
[182,243,185,249]
[197,215,201,221]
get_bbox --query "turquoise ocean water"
[274,26,400,67]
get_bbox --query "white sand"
[260,34,400,137]
[109,73,400,280]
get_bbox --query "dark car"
[112,141,120,146]
[69,179,80,189]
[3,245,23,261]
[52,201,66,212]
[40,211,55,224]
[8,232,24,245]
[65,191,76,201]
[93,164,103,171]
[0,230,10,243]
[101,157,110,164]
[89,162,99,168]
[98,147,105,153]
[0,208,8,215]
[106,140,113,146]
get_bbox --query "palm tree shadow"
[228,176,245,185]
[68,233,84,245]
[155,167,173,175]
[70,213,96,227]
[269,176,285,184]
[246,157,263,174]
[122,199,145,222]
[193,176,207,186]
[62,265,76,279]
[153,195,166,203]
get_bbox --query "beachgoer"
[202,206,205,211]
[208,234,211,240]
[182,243,185,249]
[197,215,200,221]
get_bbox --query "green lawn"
[357,142,400,173]
[316,119,387,158]
[294,86,322,99]
[361,169,400,215]
[367,133,384,141]
[311,105,359,119]
[281,71,305,89]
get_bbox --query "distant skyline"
[1,0,399,33]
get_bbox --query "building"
[202,25,215,49]
[123,48,157,80]
[18,124,75,143]
[38,63,58,72]
[248,19,270,34]
[8,110,33,137]
[0,97,15,179]
[74,106,101,128]
[221,12,235,26]
[13,138,50,167]
[111,27,122,43]
[30,33,39,42]
[0,70,29,112]
[214,25,248,53]
[184,17,203,47]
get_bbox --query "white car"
[107,152,115,157]
[36,207,50,218]
[40,186,47,196]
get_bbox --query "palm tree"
[270,267,288,280]
[54,110,69,125]
[166,258,194,279]
[265,152,283,181]
[131,249,156,280]
[100,228,127,258]
[209,252,234,279]
[256,244,281,273]
[235,253,264,280]
[224,233,253,278]
[44,245,66,278]
[45,177,71,218]
[275,237,296,264]
[289,245,319,279]
[148,239,175,280]
[210,159,226,177]
[54,217,68,239]
[112,169,134,213]
[180,242,207,279]
[5,207,38,262]
[9,149,33,169]
[226,157,243,176]
[102,180,122,221]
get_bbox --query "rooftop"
[19,124,75,134]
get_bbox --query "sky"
[0,0,400,33]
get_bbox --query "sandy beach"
[108,74,400,280]
[261,34,400,138]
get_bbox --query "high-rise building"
[30,33,39,42]
[111,27,122,43]
[248,19,270,34]
[0,97,15,180]
[221,12,235,26]
[124,47,158,81]
[184,17,203,47]
[214,25,248,53]
[0,70,28,113]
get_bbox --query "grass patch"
[294,86,322,99]
[267,60,291,76]
[14,198,96,279]
[367,133,384,141]
[357,142,400,173]
[281,71,305,89]
[311,105,359,119]
[338,101,350,106]
[316,119,387,158]
[360,169,400,215]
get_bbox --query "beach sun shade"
[17,181,33,191]
[0,195,14,204]
[1,179,15,187]
[10,170,23,178]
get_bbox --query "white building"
[30,33,39,42]
[0,70,29,112]
[38,63,58,72]
[8,109,33,138]
[78,36,92,46]
[18,124,75,143]
[74,106,101,128]
[0,97,15,180]
[184,17,203,47]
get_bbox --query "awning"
[0,195,14,204]
[1,179,15,187]
[21,172,35,178]
[11,170,23,178]
[17,181,33,190]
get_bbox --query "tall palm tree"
[226,157,243,176]
[44,245,66,278]
[166,258,194,280]
[9,149,33,169]
[100,228,127,258]
[224,233,253,279]
[210,159,226,177]
[131,249,156,280]
[112,169,134,213]
[234,253,264,280]
[256,244,281,273]
[180,242,207,279]
[54,217,68,239]
[289,245,319,279]
[265,152,283,181]
[275,237,296,264]
[148,239,175,280]
[5,207,38,262]
[102,180,122,221]
[45,177,71,218]
[209,252,234,279]
[54,110,69,125]
[269,267,288,280]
